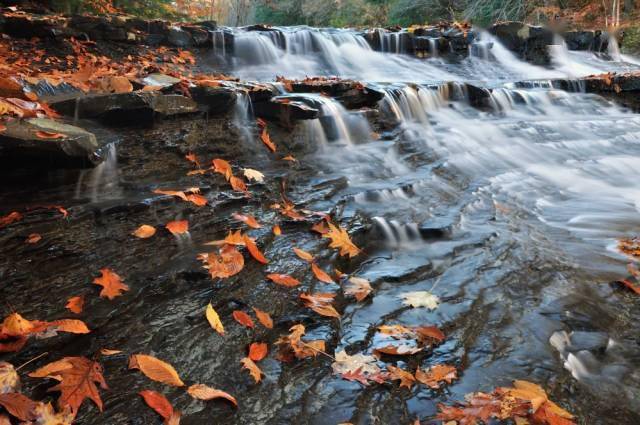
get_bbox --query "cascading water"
[74,143,120,202]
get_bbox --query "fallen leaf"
[108,76,133,93]
[0,362,19,394]
[311,263,335,284]
[276,324,326,360]
[30,402,73,425]
[331,350,381,377]
[260,127,276,152]
[132,224,156,238]
[0,212,22,229]
[187,384,237,407]
[25,233,41,244]
[139,390,173,420]
[243,168,264,183]
[206,303,224,335]
[35,131,66,139]
[249,343,268,361]
[65,296,84,314]
[311,220,329,234]
[166,220,189,235]
[230,176,249,194]
[240,357,263,383]
[233,213,261,229]
[300,293,340,318]
[129,354,184,387]
[252,307,273,329]
[293,247,314,262]
[282,155,296,162]
[415,364,457,389]
[344,277,372,302]
[205,230,246,247]
[322,223,360,258]
[387,365,416,389]
[244,235,268,264]
[99,349,122,356]
[93,268,129,300]
[212,158,233,180]
[272,225,282,236]
[201,245,245,279]
[0,392,37,421]
[267,273,300,287]
[400,291,440,310]
[232,311,254,328]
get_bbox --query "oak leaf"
[322,223,360,258]
[65,296,84,314]
[129,354,184,387]
[206,303,224,335]
[386,365,416,389]
[93,268,129,300]
[187,384,237,407]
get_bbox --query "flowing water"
[2,25,640,425]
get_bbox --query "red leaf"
[232,311,254,328]
[139,390,174,420]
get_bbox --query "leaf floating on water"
[129,354,185,387]
[331,350,384,385]
[399,291,440,310]
[415,364,458,389]
[232,213,261,229]
[311,263,335,284]
[618,237,640,259]
[386,365,416,389]
[240,357,263,383]
[252,307,273,329]
[248,342,268,361]
[322,223,360,258]
[139,390,174,420]
[232,311,254,329]
[275,324,326,361]
[65,296,84,314]
[132,224,156,239]
[0,362,19,394]
[293,247,314,262]
[93,268,129,300]
[300,293,340,318]
[165,220,189,235]
[311,220,329,235]
[25,233,41,244]
[267,273,300,288]
[206,303,225,335]
[35,130,66,139]
[344,277,372,302]
[243,168,264,183]
[187,384,237,407]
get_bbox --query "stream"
[1,27,640,425]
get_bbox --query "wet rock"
[568,331,609,354]
[0,117,98,168]
[141,73,182,88]
[2,14,67,38]
[167,26,193,47]
[50,92,198,126]
[288,80,384,109]
[195,20,217,31]
[181,25,210,47]
[563,30,595,51]
[190,86,237,116]
[465,83,493,109]
[489,22,554,66]
[253,98,319,126]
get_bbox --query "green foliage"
[622,26,640,54]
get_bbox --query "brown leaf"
[293,247,314,262]
[205,230,246,247]
[272,225,282,236]
[311,263,335,284]
[29,402,73,425]
[206,303,224,335]
[386,365,416,389]
[65,296,84,314]
[300,293,340,318]
[0,393,37,421]
[35,131,66,139]
[311,220,329,235]
[240,357,263,383]
[323,222,360,258]
[165,220,189,235]
[132,224,156,239]
[25,233,41,244]
[267,273,300,287]
[232,311,254,328]
[252,307,273,329]
[248,342,268,361]
[93,268,129,300]
[129,354,185,387]
[276,324,326,360]
[260,127,276,152]
[139,390,174,420]
[99,349,122,356]
[344,277,372,302]
[230,176,249,194]
[212,158,232,180]
[187,384,237,407]
[0,212,22,229]
[244,235,268,264]
[232,213,261,229]
[201,245,245,279]
[107,76,133,93]
[415,364,457,389]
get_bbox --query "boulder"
[253,97,319,126]
[563,30,595,51]
[190,86,237,116]
[167,26,193,47]
[0,117,98,167]
[50,92,198,126]
[288,79,384,109]
[489,22,554,66]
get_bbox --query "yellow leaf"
[205,303,224,335]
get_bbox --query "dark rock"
[0,117,98,168]
[50,92,198,126]
[567,331,609,354]
[489,22,554,66]
[288,80,383,109]
[465,83,492,109]
[182,25,209,47]
[195,20,217,31]
[244,24,279,32]
[253,97,319,126]
[563,30,595,51]
[167,27,193,47]
[190,86,237,116]
[143,33,166,45]
[3,14,66,38]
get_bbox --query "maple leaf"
[399,291,439,310]
[322,223,360,258]
[232,213,261,229]
[415,364,457,389]
[93,268,129,300]
[65,296,84,314]
[129,354,185,387]
[200,245,245,279]
[386,365,416,389]
[36,357,108,416]
[139,390,174,420]
[132,224,156,239]
[267,273,300,287]
[300,293,340,318]
[344,277,372,301]
[187,384,237,407]
[252,307,273,329]
[0,363,19,394]
[232,311,254,328]
[311,263,335,284]
[240,357,263,383]
[249,342,268,361]
[206,303,224,335]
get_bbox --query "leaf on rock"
[0,363,19,394]
[132,224,156,239]
[139,390,174,420]
[399,291,440,310]
[99,349,122,356]
[65,296,84,314]
[200,245,245,279]
[243,168,264,183]
[248,343,268,362]
[212,159,232,181]
[165,220,189,235]
[230,176,249,195]
[232,311,254,329]
[25,233,41,244]
[233,213,261,229]
[0,212,22,229]
[129,354,184,387]
[30,402,73,425]
[415,364,457,389]
[93,268,129,300]
[311,263,335,284]
[300,293,340,318]
[276,324,326,361]
[267,273,300,287]
[260,127,276,152]
[187,384,237,407]
[272,225,282,236]
[293,248,314,262]
[322,223,360,258]
[244,235,268,264]
[344,277,372,302]
[35,130,66,139]
[205,230,246,247]
[252,308,273,329]
[206,303,224,335]
[0,392,37,421]
[240,357,263,383]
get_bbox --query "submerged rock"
[0,117,98,168]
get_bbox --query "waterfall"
[75,143,120,202]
